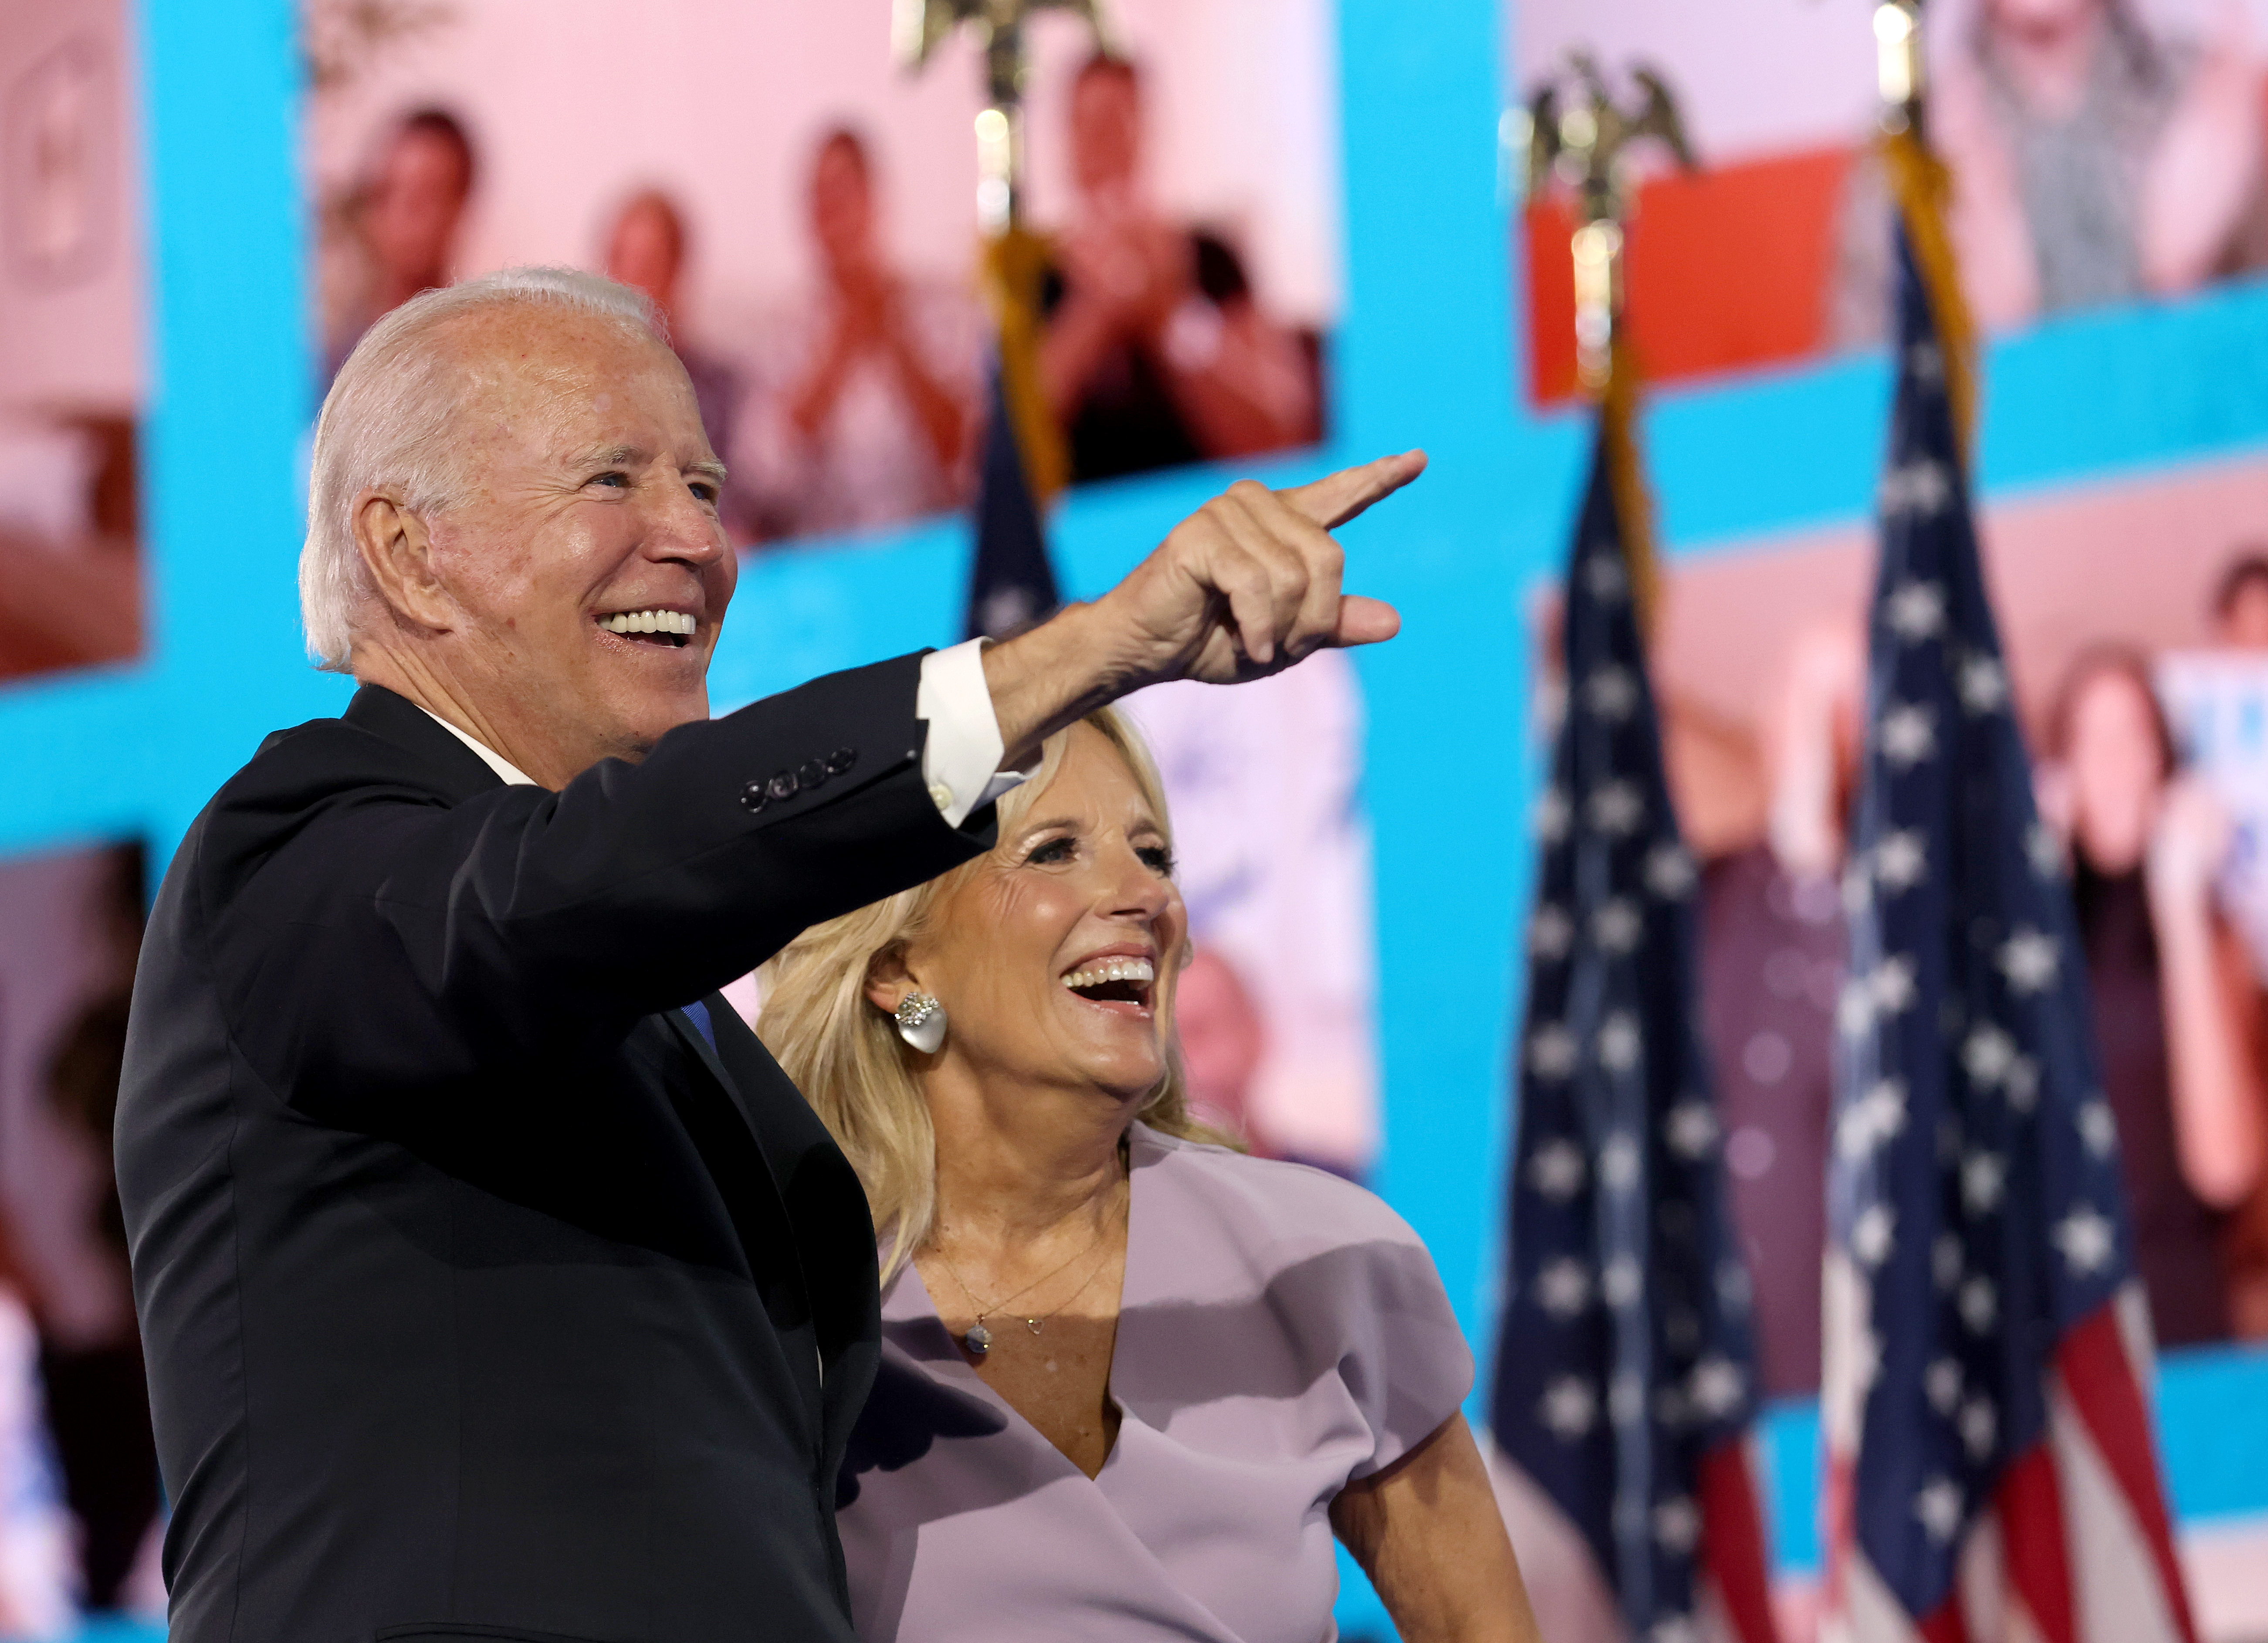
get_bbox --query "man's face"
[808,141,875,274]
[413,308,735,773]
[368,128,470,288]
[1069,69,1142,199]
[606,201,680,315]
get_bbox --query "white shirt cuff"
[916,639,1032,829]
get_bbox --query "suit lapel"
[661,1005,825,1428]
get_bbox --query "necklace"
[933,1182,1125,1358]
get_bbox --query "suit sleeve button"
[740,781,771,814]
[825,746,857,777]
[768,771,799,802]
[797,758,828,789]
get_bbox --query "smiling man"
[115,268,1421,1643]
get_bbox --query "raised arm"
[1331,1414,1544,1643]
[981,449,1425,767]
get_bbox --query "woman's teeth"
[1061,957,1156,992]
[599,609,698,636]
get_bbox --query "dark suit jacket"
[116,655,988,1643]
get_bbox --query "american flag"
[1491,406,1781,1643]
[1819,208,2198,1643]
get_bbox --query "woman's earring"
[894,993,948,1054]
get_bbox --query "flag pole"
[1520,56,1693,631]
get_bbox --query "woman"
[760,710,1536,1642]
[2044,646,2268,1345]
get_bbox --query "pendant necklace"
[934,1183,1125,1359]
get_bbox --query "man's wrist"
[982,601,1151,767]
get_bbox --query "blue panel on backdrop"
[5,3,2267,1641]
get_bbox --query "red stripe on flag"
[1697,1440,1782,1643]
[2055,1302,2200,1643]
[1822,1452,1856,1616]
[1919,1594,1972,1643]
[1997,1444,2077,1643]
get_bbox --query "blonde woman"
[761,708,1539,1643]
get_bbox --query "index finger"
[1278,449,1428,531]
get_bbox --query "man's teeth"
[1060,958,1156,991]
[599,609,697,636]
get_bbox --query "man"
[116,267,1419,1643]
[739,127,977,541]
[1042,54,1318,482]
[325,108,477,384]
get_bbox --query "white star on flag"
[1585,553,1628,601]
[1598,1014,1642,1073]
[1645,841,1697,899]
[2005,1055,2041,1113]
[1885,580,1947,640]
[1874,829,1929,892]
[1583,666,1639,721]
[1836,1078,1909,1160]
[1588,779,1645,836]
[1598,1133,1642,1190]
[1852,1204,1896,1268]
[1960,1397,1997,1460]
[1925,1356,1963,1413]
[1999,927,2059,994]
[2078,1099,2118,1158]
[1959,653,2009,713]
[1961,1151,2007,1214]
[1535,1258,1593,1317]
[1652,1496,1701,1553]
[1907,340,1946,382]
[1881,459,1953,518]
[1665,1099,1719,1160]
[1528,1024,1578,1079]
[1960,1276,1999,1334]
[2026,820,2066,879]
[1529,904,1574,958]
[1540,1376,1597,1439]
[1601,1256,1643,1309]
[1689,1355,1747,1420]
[1872,955,1918,1013]
[1649,1615,1700,1643]
[1535,786,1571,844]
[1528,1139,1586,1200]
[1593,899,1642,953]
[1963,1024,2017,1086]
[2054,1205,2116,1275]
[1915,1477,1964,1542]
[1880,703,1937,768]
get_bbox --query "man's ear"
[352,491,456,633]
[863,943,916,1015]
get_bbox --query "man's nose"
[643,468,729,564]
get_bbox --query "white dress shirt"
[415,639,1027,827]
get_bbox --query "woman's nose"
[1098,844,1174,920]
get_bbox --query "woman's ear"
[863,943,915,1015]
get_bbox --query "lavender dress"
[836,1124,1472,1642]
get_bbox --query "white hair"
[299,266,666,671]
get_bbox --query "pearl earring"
[894,993,947,1054]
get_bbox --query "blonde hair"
[758,707,1217,1279]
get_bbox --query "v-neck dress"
[835,1124,1472,1642]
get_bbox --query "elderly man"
[116,267,1418,1643]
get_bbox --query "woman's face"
[899,724,1188,1104]
[2066,668,2166,874]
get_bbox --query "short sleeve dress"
[835,1124,1473,1643]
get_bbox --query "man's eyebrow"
[569,444,729,484]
